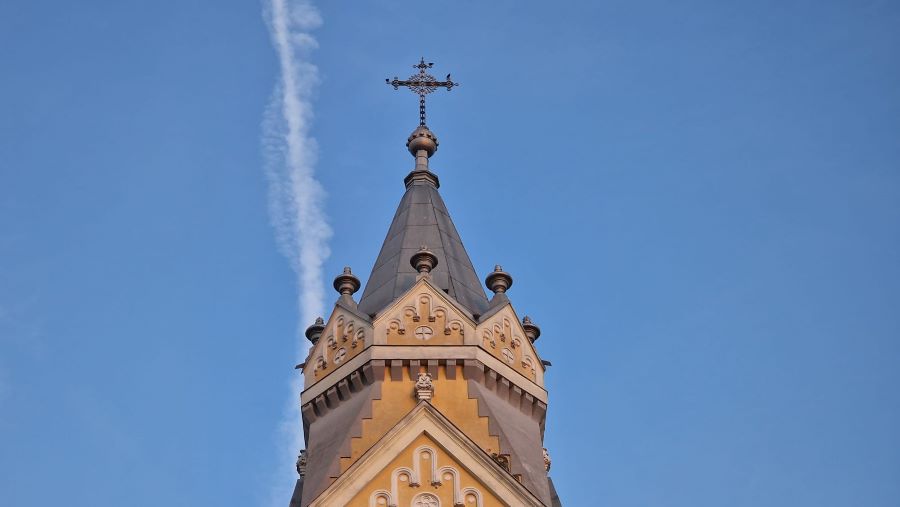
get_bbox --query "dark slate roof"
[357,175,489,317]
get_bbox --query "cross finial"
[386,58,459,127]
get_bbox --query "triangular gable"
[308,402,545,507]
[476,303,545,387]
[303,304,374,386]
[372,278,477,346]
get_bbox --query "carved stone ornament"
[414,371,434,402]
[412,492,440,507]
[543,447,551,472]
[491,452,511,472]
[296,449,307,477]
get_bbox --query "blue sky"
[1,1,899,506]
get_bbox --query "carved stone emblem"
[414,325,434,340]
[412,493,440,507]
[543,447,551,472]
[414,371,434,402]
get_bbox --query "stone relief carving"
[307,311,371,381]
[412,493,439,507]
[477,308,543,385]
[369,445,484,507]
[415,372,434,402]
[522,356,536,378]
[543,447,551,472]
[414,326,434,340]
[490,452,511,472]
[482,329,496,349]
[384,291,466,343]
[296,449,307,477]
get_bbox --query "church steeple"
[290,60,561,507]
[357,123,489,318]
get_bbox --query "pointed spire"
[357,129,488,317]
[362,63,483,317]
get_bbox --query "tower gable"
[476,304,545,387]
[308,402,544,507]
[373,278,476,347]
[303,304,374,387]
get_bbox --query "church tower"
[290,60,561,507]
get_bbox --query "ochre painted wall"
[340,365,500,473]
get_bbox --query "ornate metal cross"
[386,58,459,127]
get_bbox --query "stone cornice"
[300,345,549,406]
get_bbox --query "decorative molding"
[303,306,374,387]
[300,347,548,406]
[379,290,469,346]
[475,306,542,385]
[370,445,485,507]
[373,279,477,347]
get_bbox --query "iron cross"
[386,58,459,127]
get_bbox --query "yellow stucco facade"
[341,364,499,473]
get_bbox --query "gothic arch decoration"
[476,307,544,386]
[366,445,485,507]
[303,308,373,385]
[375,283,474,346]
[369,489,392,507]
[412,492,440,507]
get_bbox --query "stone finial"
[407,125,438,158]
[414,371,434,402]
[522,316,541,343]
[403,126,442,188]
[543,447,551,472]
[485,265,513,294]
[333,266,361,296]
[304,317,325,344]
[296,449,307,477]
[410,246,439,276]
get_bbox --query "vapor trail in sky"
[261,0,329,504]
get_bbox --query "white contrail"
[261,0,329,505]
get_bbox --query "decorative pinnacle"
[485,265,513,294]
[304,317,325,344]
[386,58,459,127]
[333,267,361,296]
[410,246,439,275]
[522,316,542,343]
[404,125,441,189]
